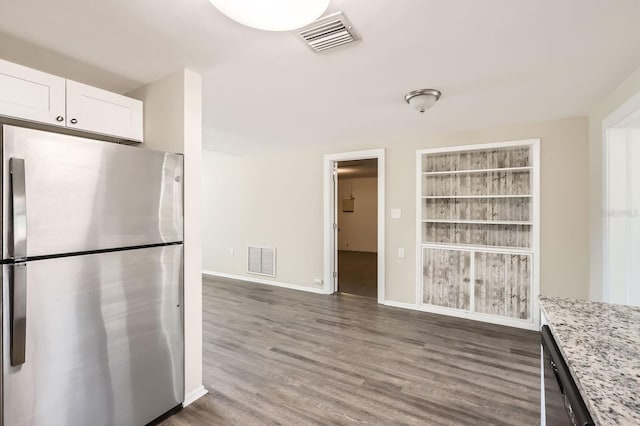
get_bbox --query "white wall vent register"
[297,12,359,53]
[248,246,276,277]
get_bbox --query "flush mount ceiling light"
[209,0,330,31]
[404,89,442,113]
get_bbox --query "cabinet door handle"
[70,118,78,124]
[56,116,64,122]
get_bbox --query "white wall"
[128,69,205,404]
[337,177,378,252]
[0,33,141,93]
[201,150,325,287]
[589,64,640,301]
[202,116,590,302]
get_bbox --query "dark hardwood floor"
[161,277,541,425]
[337,250,377,299]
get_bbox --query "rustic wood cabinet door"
[422,248,471,310]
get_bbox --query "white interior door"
[332,161,339,293]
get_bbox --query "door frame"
[323,149,385,303]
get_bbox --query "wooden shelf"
[422,166,532,176]
[421,195,532,199]
[417,141,538,329]
[422,219,533,225]
[421,242,532,254]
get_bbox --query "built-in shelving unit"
[416,139,540,329]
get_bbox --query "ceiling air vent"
[297,12,359,53]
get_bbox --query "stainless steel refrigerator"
[1,125,184,426]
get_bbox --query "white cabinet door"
[66,79,143,141]
[0,59,66,126]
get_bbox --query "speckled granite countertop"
[539,296,640,425]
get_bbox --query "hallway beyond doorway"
[337,250,377,298]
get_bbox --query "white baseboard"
[202,270,329,294]
[384,299,536,330]
[183,385,208,407]
[383,300,418,310]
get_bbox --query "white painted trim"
[416,152,422,310]
[415,303,539,331]
[377,152,386,304]
[385,298,537,331]
[323,149,386,303]
[383,300,418,310]
[601,90,640,302]
[469,247,475,317]
[203,270,329,294]
[416,139,541,331]
[323,156,334,298]
[602,125,610,302]
[532,139,541,327]
[183,385,208,408]
[540,344,546,426]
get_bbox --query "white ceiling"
[1,1,640,153]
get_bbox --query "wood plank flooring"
[337,250,377,299]
[160,277,541,425]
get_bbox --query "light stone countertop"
[539,296,640,425]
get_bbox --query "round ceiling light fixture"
[404,89,442,113]
[209,0,330,31]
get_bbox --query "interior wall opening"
[336,158,378,298]
[604,102,640,306]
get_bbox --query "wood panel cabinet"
[0,59,66,127]
[422,248,470,310]
[0,59,143,141]
[416,140,540,329]
[474,251,531,319]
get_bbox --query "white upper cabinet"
[0,59,143,141]
[0,59,66,127]
[66,80,143,142]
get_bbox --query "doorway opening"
[323,149,385,303]
[603,93,640,306]
[336,159,378,298]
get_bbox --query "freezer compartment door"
[2,244,184,426]
[2,125,183,259]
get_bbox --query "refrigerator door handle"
[10,157,27,260]
[10,262,27,365]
